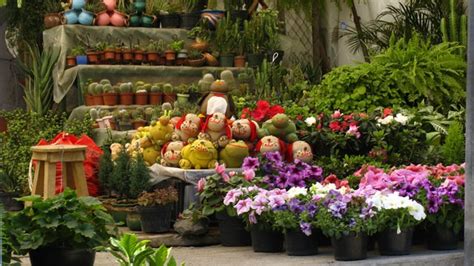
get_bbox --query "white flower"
[368,191,426,221]
[408,202,426,221]
[377,115,394,125]
[309,182,336,197]
[287,187,308,199]
[305,117,317,127]
[394,113,409,125]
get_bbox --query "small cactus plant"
[163,83,173,94]
[119,82,132,93]
[88,82,99,95]
[89,108,99,120]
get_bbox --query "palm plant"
[16,43,60,116]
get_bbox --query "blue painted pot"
[78,10,95,25]
[76,55,88,65]
[64,10,79,24]
[71,0,86,10]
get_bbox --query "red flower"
[251,109,266,122]
[383,108,392,118]
[341,121,349,131]
[241,108,251,119]
[343,114,353,121]
[268,105,285,118]
[323,174,339,185]
[329,121,341,132]
[256,100,270,113]
[296,115,303,121]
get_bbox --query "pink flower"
[215,163,230,182]
[243,169,255,181]
[229,171,236,177]
[235,199,253,215]
[223,189,242,205]
[331,110,342,119]
[251,195,268,215]
[346,124,361,138]
[249,211,257,224]
[197,178,206,193]
[359,170,391,190]
[268,195,285,209]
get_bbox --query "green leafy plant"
[98,147,114,196]
[99,233,182,266]
[0,168,23,194]
[4,189,117,255]
[129,155,152,198]
[16,43,60,116]
[110,149,132,199]
[441,121,465,165]
[214,14,239,55]
[168,40,185,53]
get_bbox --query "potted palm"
[149,83,163,105]
[215,15,238,67]
[162,83,177,103]
[369,191,426,256]
[4,189,117,266]
[138,186,178,233]
[187,49,205,67]
[44,0,63,29]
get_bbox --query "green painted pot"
[141,15,155,28]
[133,0,146,13]
[109,202,136,226]
[126,212,142,231]
[129,14,141,27]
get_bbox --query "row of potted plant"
[196,153,464,261]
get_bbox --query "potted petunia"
[367,190,426,255]
[224,186,287,253]
[137,186,179,233]
[315,189,378,261]
[4,189,117,266]
[198,163,253,246]
[273,187,319,256]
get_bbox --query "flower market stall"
[0,0,470,265]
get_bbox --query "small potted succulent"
[133,44,145,64]
[104,44,116,63]
[162,83,177,103]
[44,0,63,29]
[146,40,164,65]
[72,46,88,65]
[187,49,205,67]
[119,82,134,105]
[3,189,117,266]
[165,39,184,65]
[138,186,178,233]
[131,109,147,129]
[114,43,123,64]
[87,82,103,105]
[134,81,149,105]
[149,83,163,105]
[83,80,95,106]
[176,48,188,66]
[102,83,119,106]
[94,42,107,63]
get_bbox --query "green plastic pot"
[129,14,141,27]
[247,53,264,68]
[141,15,156,27]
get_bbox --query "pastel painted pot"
[95,11,110,26]
[64,10,79,24]
[71,0,86,10]
[76,55,88,65]
[141,15,155,28]
[78,10,95,25]
[103,0,117,12]
[129,14,141,27]
[110,11,127,27]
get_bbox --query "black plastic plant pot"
[412,223,426,245]
[160,13,181,28]
[250,227,284,253]
[138,204,173,233]
[219,54,234,67]
[378,228,413,255]
[285,230,318,256]
[30,248,95,266]
[126,212,142,231]
[315,229,331,246]
[0,192,24,211]
[180,12,201,29]
[216,213,251,246]
[331,232,368,261]
[426,224,459,250]
[247,53,264,68]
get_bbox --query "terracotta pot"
[135,93,148,105]
[95,11,111,26]
[120,93,134,105]
[132,120,147,129]
[99,51,105,64]
[123,49,133,63]
[93,95,104,105]
[115,48,122,64]
[103,0,116,12]
[85,94,94,106]
[149,92,162,105]
[44,13,62,29]
[104,49,115,62]
[103,92,118,106]
[147,52,159,65]
[164,50,176,61]
[163,93,176,103]
[158,55,166,65]
[188,57,206,67]
[66,56,77,68]
[190,41,209,52]
[234,55,246,68]
[175,58,186,66]
[86,52,99,64]
[203,53,219,66]
[110,10,128,27]
[134,50,144,64]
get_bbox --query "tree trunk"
[348,1,370,62]
[311,2,330,74]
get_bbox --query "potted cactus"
[215,15,238,67]
[134,82,149,105]
[187,49,205,67]
[131,109,147,129]
[149,83,163,105]
[162,83,176,103]
[119,82,134,105]
[83,80,95,106]
[87,82,102,105]
[102,83,119,106]
[133,44,145,64]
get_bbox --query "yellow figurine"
[179,139,218,169]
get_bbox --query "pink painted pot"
[95,11,110,26]
[103,0,117,12]
[110,11,128,27]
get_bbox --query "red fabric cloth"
[34,132,102,196]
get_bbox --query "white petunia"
[394,113,409,125]
[305,117,317,127]
[287,187,308,199]
[377,115,394,125]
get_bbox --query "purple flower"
[328,201,347,219]
[268,195,286,209]
[235,199,253,215]
[249,211,257,224]
[300,222,312,236]
[349,218,356,228]
[242,157,260,171]
[288,198,304,214]
[265,151,283,163]
[360,203,375,219]
[306,203,318,218]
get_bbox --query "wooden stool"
[31,145,89,199]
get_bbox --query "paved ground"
[20,245,463,266]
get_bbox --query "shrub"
[441,121,465,164]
